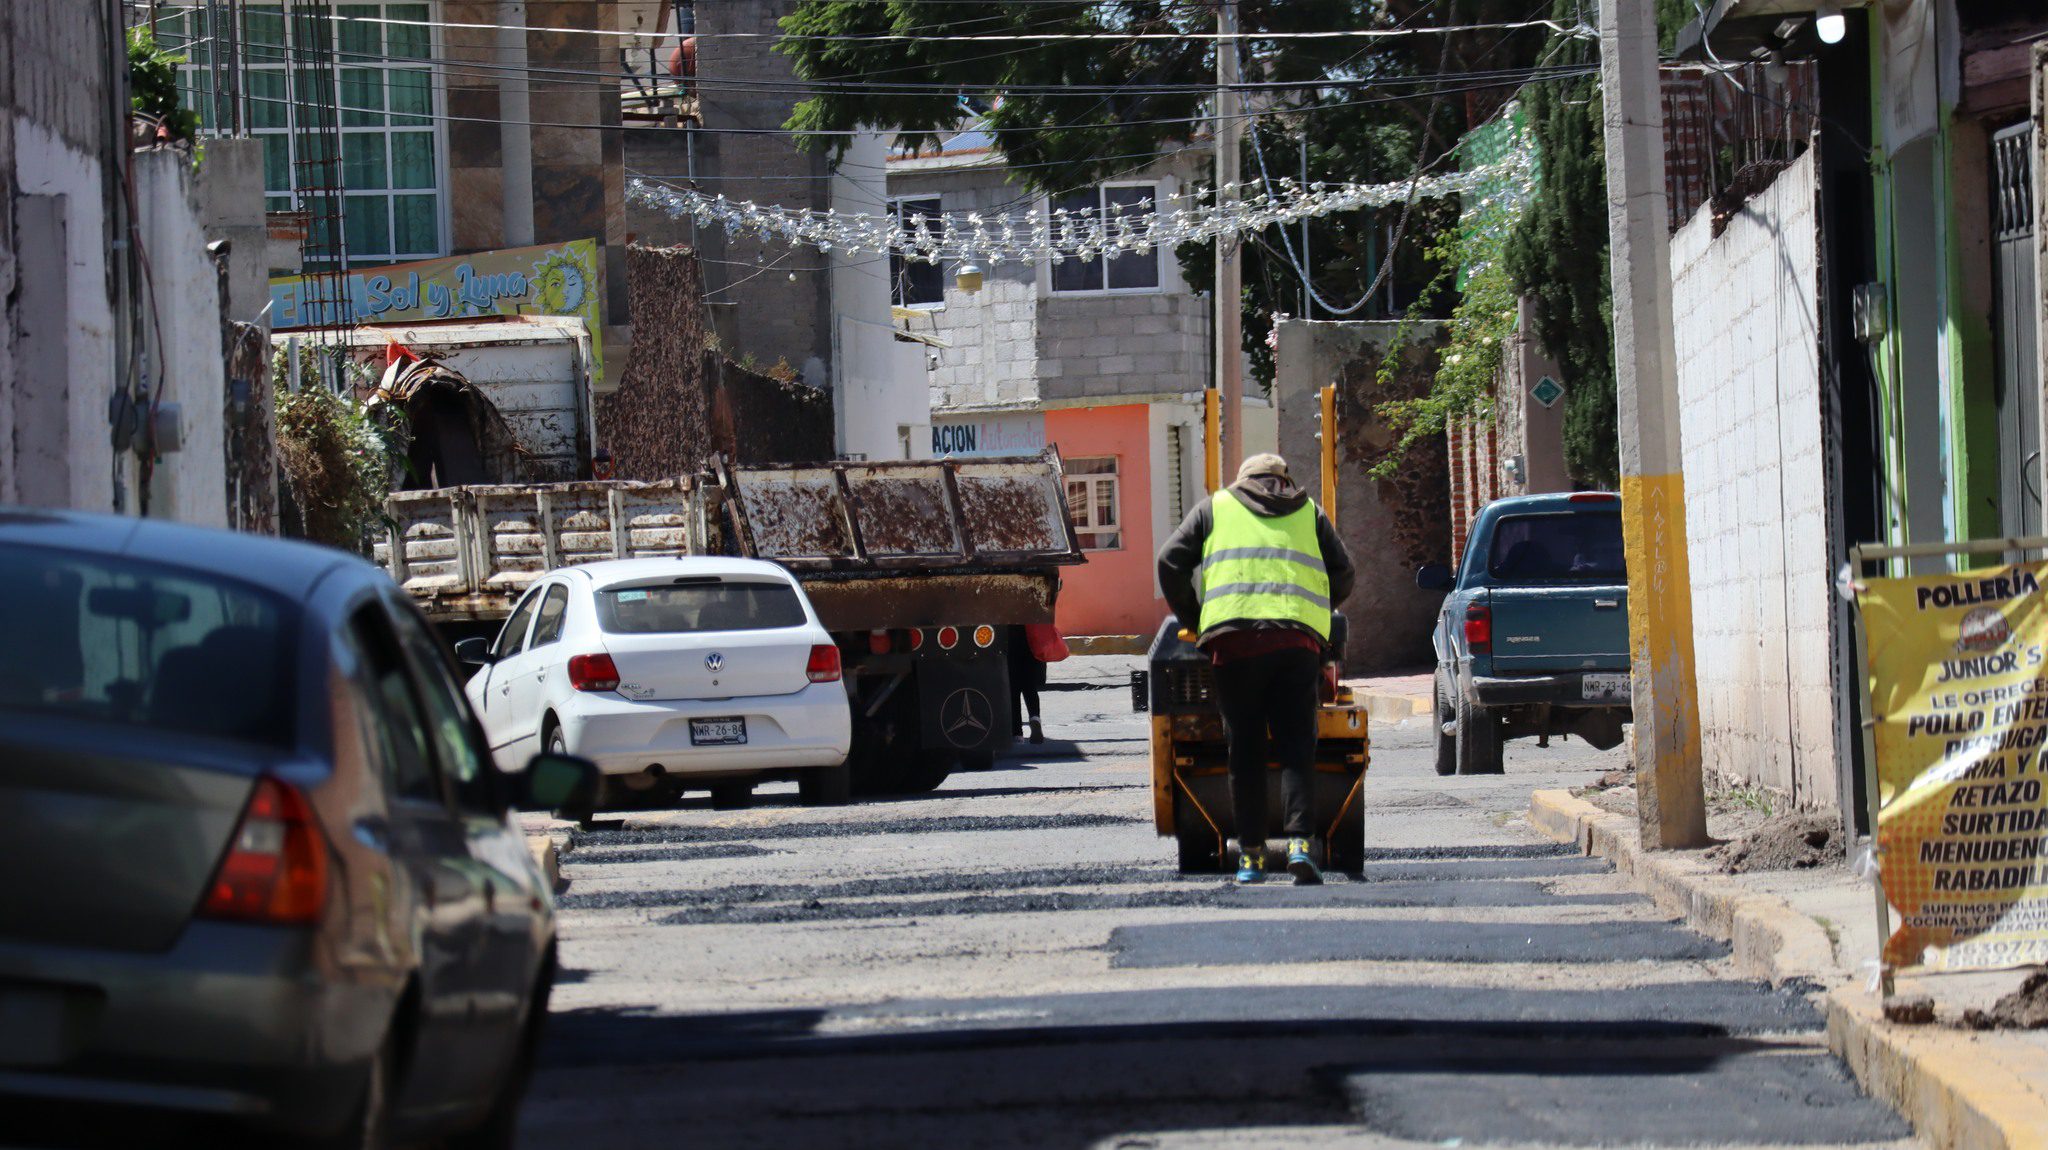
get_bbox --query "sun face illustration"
[529,247,593,315]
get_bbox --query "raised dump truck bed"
[378,451,1082,795]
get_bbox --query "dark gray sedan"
[0,510,594,1147]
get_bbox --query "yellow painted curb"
[527,833,565,894]
[1528,788,2048,1150]
[1828,991,2048,1150]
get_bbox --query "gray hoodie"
[1154,474,1355,644]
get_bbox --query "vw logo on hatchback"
[704,652,725,673]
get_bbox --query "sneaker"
[1287,839,1323,886]
[1029,718,1044,745]
[1235,848,1267,884]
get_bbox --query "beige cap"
[1236,452,1291,482]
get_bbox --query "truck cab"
[1416,492,1632,775]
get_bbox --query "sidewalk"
[1342,667,1434,726]
[1526,783,2048,1150]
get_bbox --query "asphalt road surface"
[521,658,1917,1149]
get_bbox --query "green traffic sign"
[1531,376,1563,408]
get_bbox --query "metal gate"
[1993,122,2042,538]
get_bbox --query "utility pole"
[1600,0,1708,848]
[1213,0,1244,482]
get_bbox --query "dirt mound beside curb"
[1964,972,2048,1030]
[1709,814,1845,874]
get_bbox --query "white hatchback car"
[456,557,853,808]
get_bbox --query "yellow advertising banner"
[267,239,604,372]
[1857,560,2048,971]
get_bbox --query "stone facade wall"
[1037,292,1209,404]
[1274,319,1449,674]
[1669,149,1839,812]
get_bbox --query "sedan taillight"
[807,643,842,683]
[200,777,327,925]
[568,652,621,692]
[1463,604,1493,654]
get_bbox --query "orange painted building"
[1047,404,1165,639]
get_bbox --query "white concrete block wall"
[1669,150,1838,811]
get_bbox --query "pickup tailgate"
[1480,506,1629,673]
[1486,585,1629,672]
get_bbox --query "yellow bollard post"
[1318,383,1338,520]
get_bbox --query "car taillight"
[906,628,925,651]
[1464,604,1492,654]
[568,652,621,692]
[972,624,995,648]
[807,643,842,683]
[937,626,960,650]
[1569,492,1619,503]
[201,777,328,925]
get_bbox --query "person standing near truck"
[1156,453,1354,885]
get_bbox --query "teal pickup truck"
[1415,492,1632,775]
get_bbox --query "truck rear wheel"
[1454,699,1505,775]
[1432,670,1458,777]
[899,750,955,794]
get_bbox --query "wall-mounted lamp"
[955,263,984,294]
[1815,2,1846,44]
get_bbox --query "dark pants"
[1007,627,1046,732]
[1213,646,1319,848]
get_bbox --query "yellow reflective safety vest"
[1196,489,1332,640]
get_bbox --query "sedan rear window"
[1488,512,1626,584]
[596,581,807,634]
[0,545,297,748]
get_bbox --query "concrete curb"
[1356,691,1432,727]
[1528,788,2048,1150]
[527,832,566,894]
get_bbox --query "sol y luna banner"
[268,239,604,374]
[1857,560,2048,971]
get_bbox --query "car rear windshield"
[595,580,807,634]
[0,545,298,748]
[1487,512,1626,584]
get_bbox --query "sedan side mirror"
[1415,563,1453,592]
[453,636,497,666]
[513,751,599,816]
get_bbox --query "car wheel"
[709,782,753,809]
[446,959,552,1150]
[1454,698,1505,775]
[308,1024,397,1150]
[799,762,853,807]
[1432,669,1458,777]
[899,750,955,793]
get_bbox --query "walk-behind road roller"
[1136,615,1370,874]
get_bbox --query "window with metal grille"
[1064,456,1121,551]
[890,197,945,308]
[160,3,445,266]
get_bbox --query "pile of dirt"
[1709,814,1845,874]
[1963,972,2048,1030]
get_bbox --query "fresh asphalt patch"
[1357,842,1577,861]
[560,842,771,866]
[1356,856,1613,882]
[1337,1046,1909,1146]
[1108,918,1729,968]
[569,812,1144,849]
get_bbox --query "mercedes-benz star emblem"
[940,688,992,748]
[704,652,725,673]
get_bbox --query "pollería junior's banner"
[268,239,604,371]
[1857,560,2048,971]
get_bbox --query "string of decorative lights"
[626,155,1537,266]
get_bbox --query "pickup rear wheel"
[899,750,955,794]
[1432,670,1457,777]
[1454,699,1505,775]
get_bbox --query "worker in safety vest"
[1156,452,1354,885]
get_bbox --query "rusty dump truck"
[377,451,1083,795]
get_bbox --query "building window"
[1049,184,1161,294]
[890,197,945,308]
[161,3,445,266]
[1065,457,1121,551]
